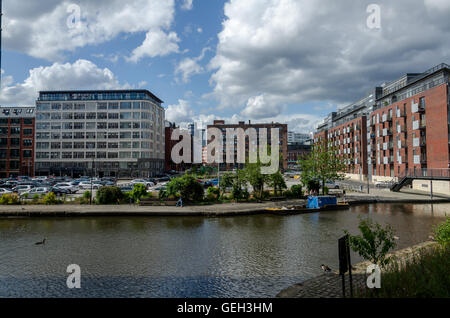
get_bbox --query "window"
[120,122,132,129]
[74,142,85,149]
[120,132,132,139]
[108,152,119,159]
[97,113,107,119]
[97,122,107,129]
[62,152,73,159]
[97,142,107,149]
[86,132,96,139]
[9,161,20,169]
[23,139,33,147]
[23,150,32,158]
[119,152,132,159]
[51,133,61,139]
[120,102,132,110]
[97,132,107,139]
[73,152,85,159]
[86,142,96,149]
[86,152,95,159]
[108,133,119,139]
[86,122,96,129]
[63,113,73,120]
[97,103,107,110]
[108,123,119,129]
[62,132,73,139]
[37,133,50,139]
[108,102,119,110]
[74,123,84,130]
[37,123,50,130]
[10,127,20,135]
[133,132,140,139]
[51,142,61,149]
[120,142,132,149]
[51,152,60,159]
[74,103,85,110]
[62,142,73,149]
[51,124,61,130]
[36,152,50,159]
[74,113,85,120]
[87,113,96,120]
[10,149,20,158]
[63,123,73,130]
[63,103,73,110]
[51,113,61,120]
[133,102,140,110]
[108,113,119,119]
[108,142,119,149]
[52,104,62,110]
[120,112,132,120]
[97,152,107,159]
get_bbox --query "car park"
[50,187,72,196]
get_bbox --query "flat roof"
[38,89,164,104]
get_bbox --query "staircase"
[390,168,450,192]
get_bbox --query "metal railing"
[398,168,450,179]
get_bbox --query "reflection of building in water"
[412,204,449,218]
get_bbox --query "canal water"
[0,203,447,298]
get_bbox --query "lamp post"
[90,158,94,205]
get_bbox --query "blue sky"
[1,0,450,133]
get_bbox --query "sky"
[1,0,450,133]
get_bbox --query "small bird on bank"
[35,239,46,245]
[321,264,332,272]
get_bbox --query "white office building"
[34,90,165,178]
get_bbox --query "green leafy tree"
[345,217,397,267]
[219,172,235,198]
[131,184,148,203]
[43,192,60,205]
[268,171,287,196]
[298,140,345,194]
[96,186,124,205]
[243,161,270,200]
[166,174,204,202]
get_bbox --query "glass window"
[97,152,107,159]
[97,103,107,110]
[108,113,119,119]
[63,113,73,120]
[133,102,140,109]
[97,132,107,139]
[51,133,61,139]
[23,150,33,158]
[10,149,20,158]
[37,103,50,111]
[51,113,61,120]
[23,139,33,147]
[62,132,73,139]
[119,152,132,159]
[86,152,95,159]
[108,102,119,110]
[87,113,96,120]
[97,113,107,119]
[120,132,132,139]
[63,123,73,130]
[97,122,107,129]
[108,152,119,159]
[86,132,96,139]
[86,142,96,149]
[74,123,84,130]
[120,142,132,149]
[86,122,96,129]
[133,132,140,139]
[37,123,50,130]
[52,103,62,110]
[62,142,73,149]
[133,112,140,120]
[120,112,132,120]
[10,127,21,135]
[108,123,119,129]
[74,103,85,110]
[63,103,73,110]
[51,142,61,149]
[51,124,61,130]
[108,132,119,139]
[24,119,33,125]
[120,102,132,110]
[51,152,60,159]
[97,142,107,149]
[108,142,119,149]
[120,122,132,129]
[74,113,85,120]
[62,152,73,159]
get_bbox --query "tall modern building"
[0,106,36,178]
[287,132,310,145]
[34,90,165,178]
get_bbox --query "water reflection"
[0,203,447,298]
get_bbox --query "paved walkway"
[276,241,438,298]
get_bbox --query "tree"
[345,217,397,267]
[244,161,269,200]
[268,171,287,196]
[166,174,204,202]
[298,140,346,194]
[131,184,148,203]
[219,172,235,198]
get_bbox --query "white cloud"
[240,95,283,119]
[181,0,194,11]
[209,0,450,110]
[0,59,124,105]
[175,47,211,83]
[128,29,180,63]
[3,0,177,61]
[166,99,195,124]
[197,27,203,33]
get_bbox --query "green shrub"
[42,192,60,205]
[32,194,40,203]
[283,190,294,198]
[166,174,204,202]
[434,217,450,248]
[359,246,450,298]
[0,193,20,205]
[345,216,397,268]
[96,186,124,205]
[158,189,169,200]
[207,186,220,201]
[290,185,303,198]
[131,184,148,203]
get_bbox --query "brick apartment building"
[0,106,36,178]
[314,63,450,189]
[207,120,288,171]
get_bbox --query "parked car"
[12,185,34,194]
[54,183,79,194]
[78,181,103,190]
[119,186,134,193]
[0,188,13,195]
[375,181,394,188]
[21,187,50,197]
[325,181,340,189]
[131,179,155,188]
[50,187,72,196]
[204,179,219,187]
